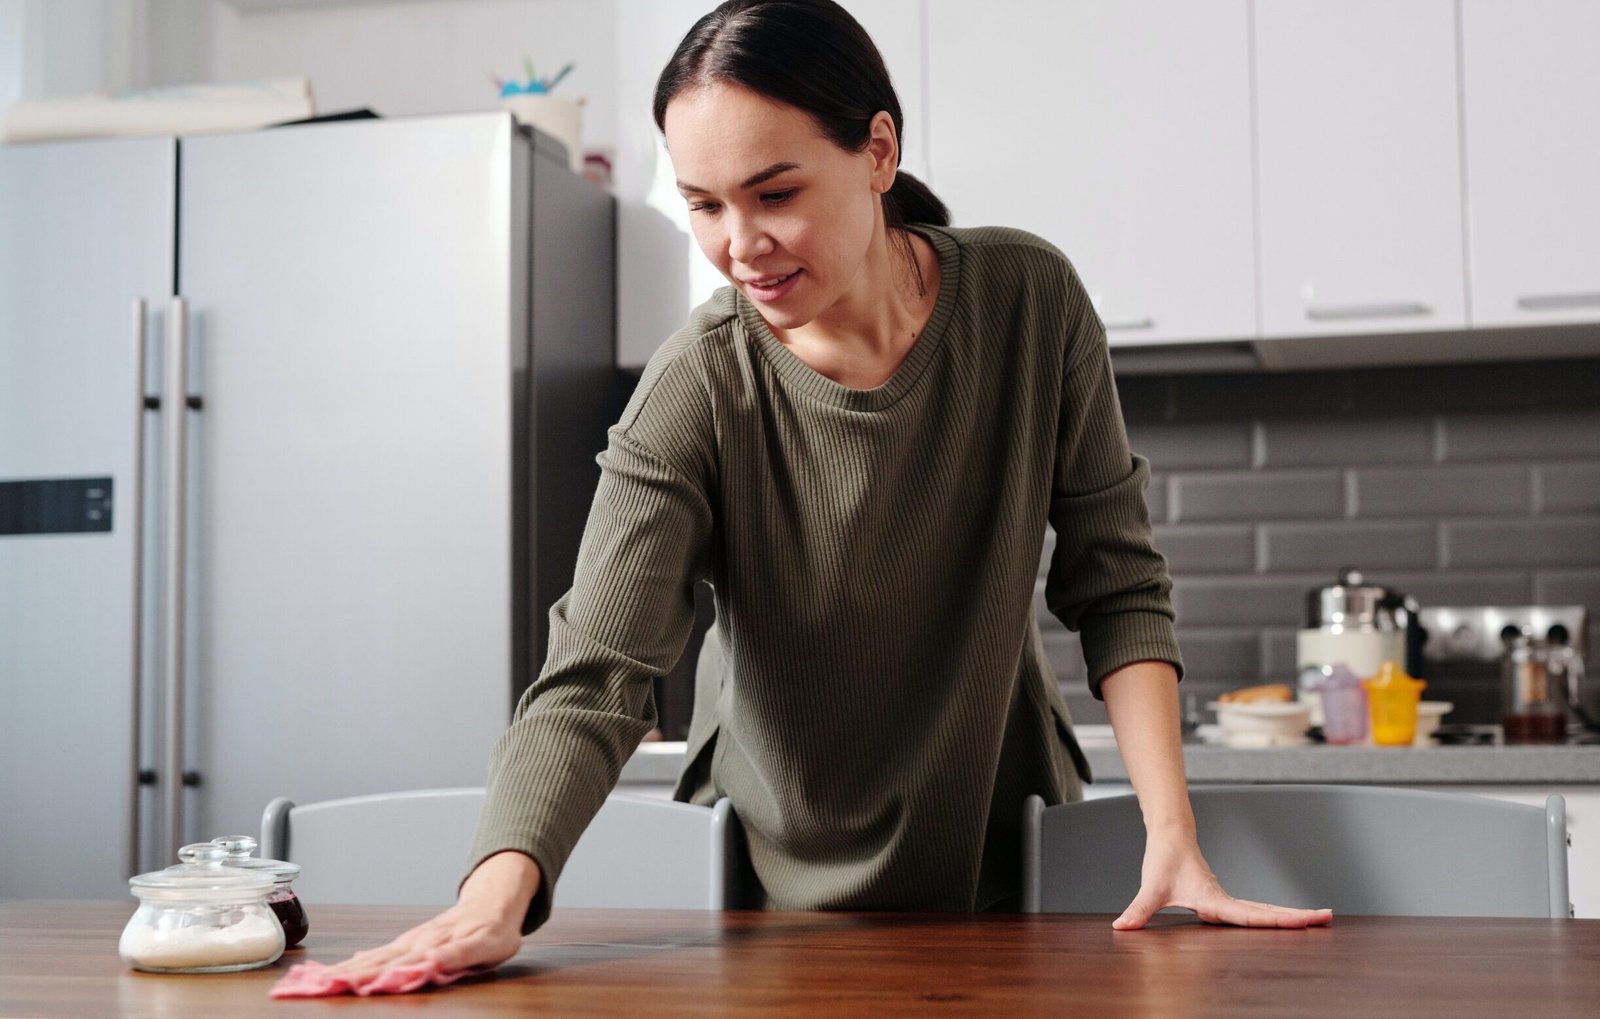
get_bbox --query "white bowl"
[1207,701,1312,738]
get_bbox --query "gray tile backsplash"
[1538,464,1600,513]
[1171,576,1312,627]
[1150,525,1256,574]
[1257,416,1434,467]
[1046,356,1600,726]
[1443,518,1600,568]
[1260,521,1439,572]
[1171,470,1344,522]
[1124,421,1253,469]
[1441,411,1600,462]
[1144,473,1170,525]
[1260,629,1301,681]
[1536,568,1600,609]
[1172,630,1262,682]
[1351,464,1530,517]
[1370,570,1534,609]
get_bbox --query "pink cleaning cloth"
[269,958,475,998]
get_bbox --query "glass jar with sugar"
[119,843,285,973]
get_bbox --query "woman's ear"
[867,110,899,193]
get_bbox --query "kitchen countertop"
[1078,741,1600,784]
[619,733,1600,787]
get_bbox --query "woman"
[329,0,1331,984]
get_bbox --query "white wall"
[0,1,24,112]
[0,0,147,108]
[146,0,222,87]
[210,0,618,149]
[28,0,137,96]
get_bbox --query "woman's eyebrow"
[677,161,801,195]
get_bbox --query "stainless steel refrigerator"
[0,113,616,898]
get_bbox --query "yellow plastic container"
[1362,661,1427,747]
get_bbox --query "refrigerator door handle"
[130,299,149,879]
[160,296,190,866]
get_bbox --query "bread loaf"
[1217,683,1294,704]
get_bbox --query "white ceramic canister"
[1297,627,1407,680]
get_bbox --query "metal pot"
[1501,626,1598,734]
[1501,631,1585,741]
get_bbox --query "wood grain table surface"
[2,900,1598,1017]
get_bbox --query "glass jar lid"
[132,843,274,900]
[207,835,302,883]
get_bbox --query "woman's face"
[664,83,895,334]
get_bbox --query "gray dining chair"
[1023,784,1570,918]
[261,788,743,909]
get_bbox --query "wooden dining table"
[2,900,1597,1017]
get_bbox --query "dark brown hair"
[654,0,950,288]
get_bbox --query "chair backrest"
[261,788,741,909]
[1023,785,1569,918]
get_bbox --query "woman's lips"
[745,269,801,303]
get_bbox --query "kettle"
[1297,568,1426,676]
[1297,569,1426,722]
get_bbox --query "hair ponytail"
[884,169,949,228]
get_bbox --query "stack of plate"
[1205,701,1312,748]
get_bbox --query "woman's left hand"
[1112,830,1334,930]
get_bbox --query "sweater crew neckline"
[735,224,961,411]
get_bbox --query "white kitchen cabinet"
[1253,0,1467,339]
[925,0,1257,347]
[1459,0,1600,329]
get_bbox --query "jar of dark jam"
[204,837,310,949]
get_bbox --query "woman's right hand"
[316,850,541,983]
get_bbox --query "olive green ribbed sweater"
[468,225,1182,933]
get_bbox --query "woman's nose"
[726,212,774,264]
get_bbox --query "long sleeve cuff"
[457,841,560,936]
[1082,609,1185,699]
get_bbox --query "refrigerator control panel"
[0,477,114,535]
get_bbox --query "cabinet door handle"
[1306,302,1431,321]
[1104,317,1156,331]
[129,299,149,881]
[160,296,190,867]
[1516,292,1600,312]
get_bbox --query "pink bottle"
[1320,663,1368,745]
